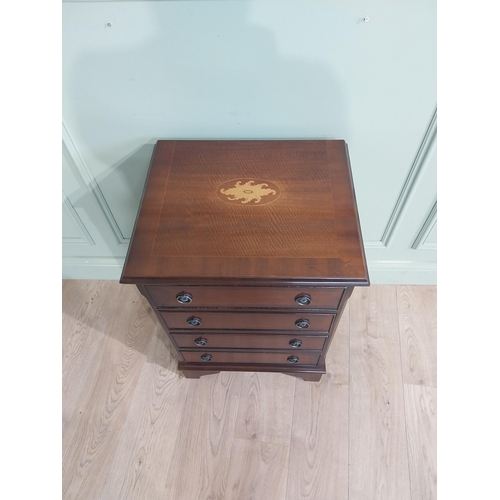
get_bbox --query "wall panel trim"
[62,121,130,245]
[381,108,437,247]
[412,201,437,250]
[62,191,95,246]
[364,241,386,249]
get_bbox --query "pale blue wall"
[63,1,437,283]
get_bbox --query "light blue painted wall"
[62,1,437,283]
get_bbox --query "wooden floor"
[62,281,436,500]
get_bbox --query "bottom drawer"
[181,351,320,366]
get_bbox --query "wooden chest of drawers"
[120,140,369,381]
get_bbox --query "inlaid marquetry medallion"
[216,179,281,205]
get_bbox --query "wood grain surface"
[171,332,327,350]
[160,310,334,332]
[224,439,290,500]
[62,281,436,500]
[165,372,243,500]
[62,281,109,430]
[404,384,437,500]
[98,329,188,500]
[235,372,296,446]
[120,140,369,282]
[397,285,437,387]
[181,350,320,365]
[287,304,350,500]
[62,283,156,500]
[349,286,411,500]
[146,284,345,309]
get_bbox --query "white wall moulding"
[412,201,437,250]
[62,192,95,246]
[364,241,386,250]
[62,257,125,280]
[367,260,437,286]
[62,121,130,245]
[381,109,437,247]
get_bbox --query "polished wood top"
[120,140,369,284]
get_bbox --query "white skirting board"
[62,257,126,281]
[366,260,436,285]
[62,257,436,285]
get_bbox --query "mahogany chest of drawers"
[120,140,369,381]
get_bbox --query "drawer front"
[147,286,344,309]
[181,351,320,365]
[160,311,335,332]
[172,332,326,350]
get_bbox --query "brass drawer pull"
[287,355,299,363]
[289,339,302,348]
[187,316,202,327]
[200,353,212,362]
[194,337,208,346]
[176,292,193,304]
[295,319,310,329]
[295,294,311,306]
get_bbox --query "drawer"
[146,285,344,309]
[181,351,320,365]
[160,311,335,332]
[171,332,327,350]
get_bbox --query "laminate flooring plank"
[62,281,138,457]
[349,286,411,500]
[62,282,436,500]
[286,303,350,500]
[397,285,437,387]
[62,283,156,500]
[325,302,350,383]
[165,372,243,500]
[404,384,437,500]
[97,326,189,500]
[223,438,289,500]
[235,372,296,446]
[62,280,110,427]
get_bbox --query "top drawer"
[146,286,344,310]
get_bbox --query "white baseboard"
[367,260,436,285]
[62,257,125,280]
[62,257,436,285]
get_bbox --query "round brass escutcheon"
[176,292,193,304]
[295,319,310,329]
[295,294,312,306]
[187,316,202,327]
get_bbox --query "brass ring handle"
[295,319,310,329]
[295,294,311,306]
[187,316,202,327]
[176,292,193,304]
